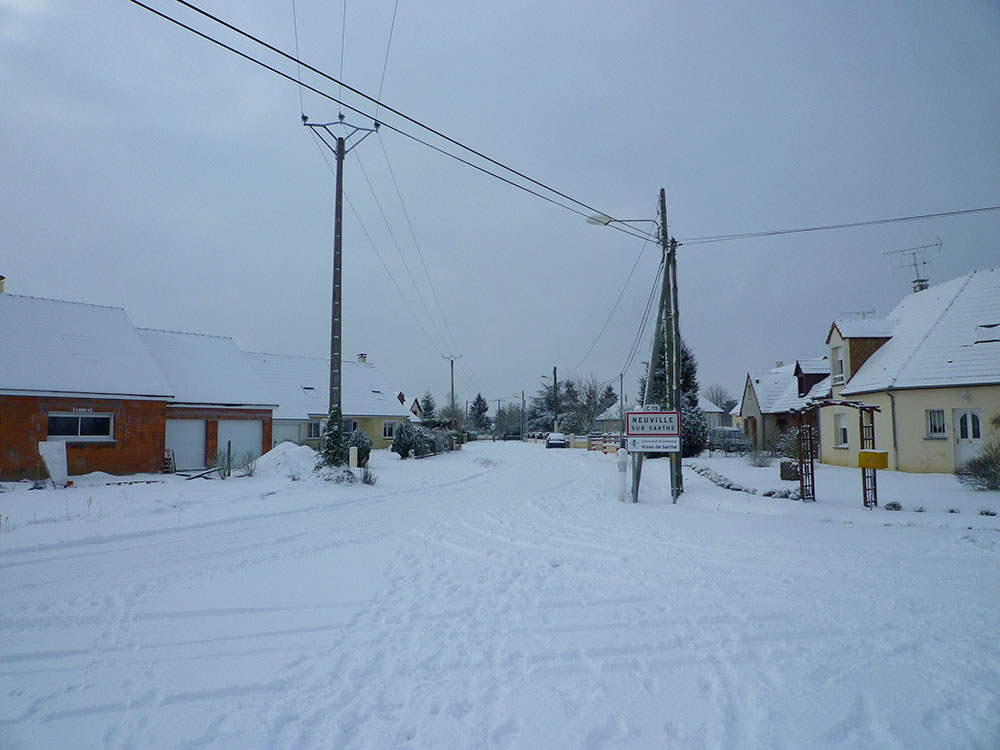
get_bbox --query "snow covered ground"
[2,442,998,749]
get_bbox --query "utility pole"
[497,399,501,435]
[619,372,625,448]
[443,354,461,419]
[303,115,377,417]
[552,366,559,432]
[633,188,681,503]
[521,390,526,439]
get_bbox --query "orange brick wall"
[0,395,167,480]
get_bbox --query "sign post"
[625,411,680,501]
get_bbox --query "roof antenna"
[883,237,941,293]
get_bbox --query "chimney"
[0,275,5,293]
[775,360,784,368]
[357,353,367,363]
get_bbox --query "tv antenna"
[839,309,876,319]
[883,237,941,293]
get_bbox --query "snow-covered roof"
[794,356,829,375]
[243,351,412,420]
[0,294,173,399]
[698,396,723,413]
[841,269,1000,395]
[827,318,900,343]
[138,328,275,408]
[597,400,638,422]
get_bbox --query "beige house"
[819,269,1000,473]
[737,358,830,449]
[244,352,414,451]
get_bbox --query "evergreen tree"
[469,393,492,431]
[419,390,437,420]
[638,338,705,456]
[317,406,348,468]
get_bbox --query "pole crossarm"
[304,117,378,156]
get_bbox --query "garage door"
[165,419,206,470]
[217,420,263,462]
[271,422,300,446]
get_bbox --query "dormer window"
[832,346,844,384]
[974,323,1000,344]
[302,386,319,398]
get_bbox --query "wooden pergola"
[790,399,882,508]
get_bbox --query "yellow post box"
[858,450,888,470]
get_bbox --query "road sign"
[626,411,679,437]
[627,436,680,453]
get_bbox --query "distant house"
[137,329,275,470]
[0,294,173,479]
[820,269,1000,473]
[595,400,637,435]
[698,396,725,429]
[244,352,414,451]
[737,357,830,449]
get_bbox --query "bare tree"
[570,374,610,434]
[704,384,738,413]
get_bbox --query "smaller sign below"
[628,436,680,453]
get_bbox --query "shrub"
[210,451,230,479]
[317,406,349,468]
[947,508,960,514]
[980,507,997,517]
[361,467,378,485]
[392,421,434,459]
[236,450,258,477]
[955,432,1000,491]
[913,505,924,513]
[345,429,372,467]
[884,501,902,511]
[747,447,772,468]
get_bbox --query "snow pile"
[255,441,317,479]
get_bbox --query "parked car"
[708,426,751,454]
[545,432,568,448]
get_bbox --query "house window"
[957,413,981,440]
[926,409,946,438]
[382,421,396,440]
[832,346,844,384]
[47,413,114,442]
[342,419,358,434]
[834,413,848,448]
[307,421,321,439]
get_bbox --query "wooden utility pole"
[552,366,559,432]
[632,188,681,503]
[443,355,461,418]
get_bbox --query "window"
[926,409,945,438]
[307,421,321,439]
[342,419,358,434]
[832,346,844,384]
[958,413,981,440]
[301,386,320,398]
[382,421,396,440]
[47,412,114,442]
[834,413,848,447]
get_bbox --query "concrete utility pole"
[303,116,377,417]
[521,391,526,439]
[443,355,461,418]
[552,366,559,432]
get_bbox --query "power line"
[374,0,400,122]
[378,132,463,355]
[566,222,656,376]
[679,205,1000,245]
[337,0,347,116]
[134,0,651,242]
[289,0,304,115]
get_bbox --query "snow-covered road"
[2,442,998,748]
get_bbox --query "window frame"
[47,412,115,443]
[306,420,321,439]
[831,346,845,384]
[926,409,946,439]
[382,420,396,440]
[834,413,848,448]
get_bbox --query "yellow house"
[819,269,1000,473]
[244,352,414,451]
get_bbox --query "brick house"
[0,294,174,480]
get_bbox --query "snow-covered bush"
[345,429,372,468]
[955,426,1000,491]
[317,406,348,468]
[391,421,433,459]
[361,467,378,485]
[236,450,258,477]
[681,398,707,458]
[884,501,902,511]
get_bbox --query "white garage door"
[271,422,300,446]
[217,420,263,462]
[165,419,206,470]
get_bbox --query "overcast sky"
[2,0,999,411]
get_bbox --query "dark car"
[545,432,568,448]
[708,426,751,454]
